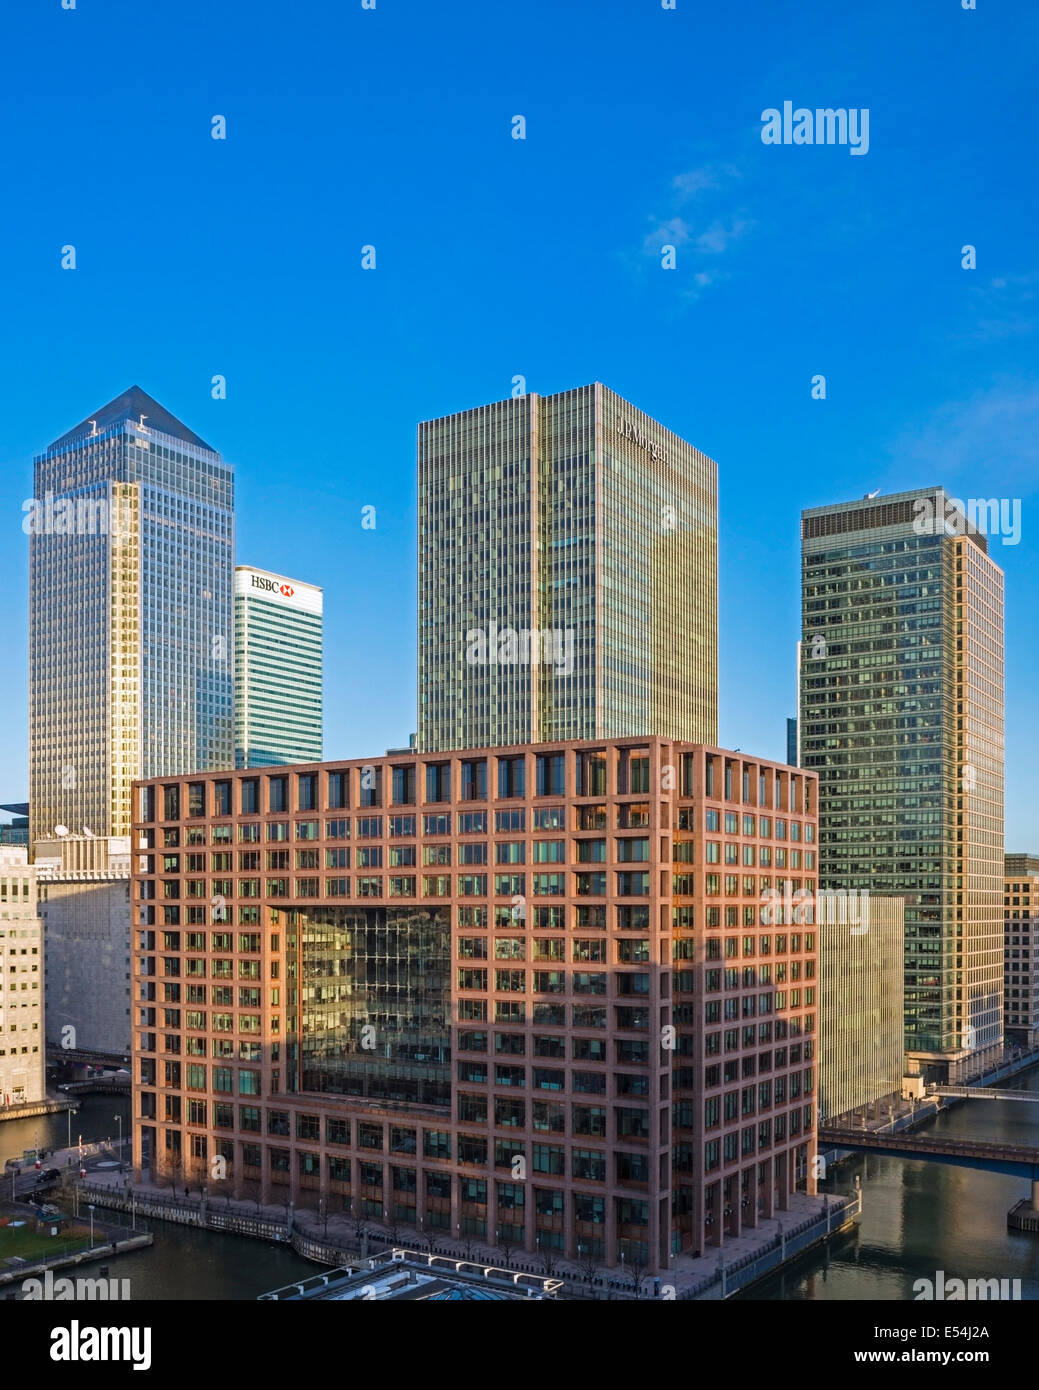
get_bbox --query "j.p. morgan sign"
[616,417,662,461]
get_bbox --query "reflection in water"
[2,1094,315,1300]
[10,1078,1039,1301]
[747,1064,1039,1300]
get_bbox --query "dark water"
[0,1093,131,1157]
[11,1083,1039,1301]
[747,1064,1039,1300]
[2,1094,316,1299]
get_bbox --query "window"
[391,766,415,806]
[425,763,451,803]
[535,753,565,797]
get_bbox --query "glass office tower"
[29,386,234,843]
[800,488,1004,1080]
[234,566,323,768]
[417,383,718,750]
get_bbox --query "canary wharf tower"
[29,387,234,844]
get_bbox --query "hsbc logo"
[250,575,295,599]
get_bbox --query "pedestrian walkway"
[81,1167,837,1297]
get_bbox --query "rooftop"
[259,1248,562,1301]
[48,386,216,453]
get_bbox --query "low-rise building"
[0,846,45,1110]
[131,738,820,1272]
[819,895,905,1123]
[1004,854,1039,1048]
[35,835,132,1061]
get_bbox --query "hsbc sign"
[251,575,295,599]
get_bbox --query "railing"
[681,1191,862,1300]
[818,1127,1039,1163]
[81,1184,290,1241]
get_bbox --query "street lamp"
[88,1203,95,1249]
[115,1114,123,1171]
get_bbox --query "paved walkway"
[79,1165,833,1296]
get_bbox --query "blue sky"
[1,0,1037,844]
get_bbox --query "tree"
[626,1258,648,1300]
[576,1245,600,1287]
[349,1198,367,1245]
[496,1231,516,1268]
[414,1226,435,1256]
[536,1237,559,1278]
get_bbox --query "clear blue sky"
[1,0,1036,845]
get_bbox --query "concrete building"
[0,802,30,848]
[131,741,819,1272]
[234,566,323,768]
[818,894,905,1122]
[417,384,718,752]
[29,386,234,845]
[35,835,132,1061]
[0,847,45,1110]
[1004,854,1039,1048]
[800,488,1005,1082]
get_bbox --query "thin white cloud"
[643,217,692,254]
[638,163,751,300]
[966,272,1039,343]
[888,380,1039,493]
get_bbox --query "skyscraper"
[234,566,323,768]
[799,488,1005,1081]
[28,386,234,844]
[417,384,718,751]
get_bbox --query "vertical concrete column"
[647,1192,660,1275]
[450,1171,460,1247]
[759,1158,775,1222]
[777,1149,790,1211]
[1031,1179,1039,1213]
[488,1178,500,1259]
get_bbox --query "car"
[41,1168,61,1182]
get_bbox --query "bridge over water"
[817,1125,1039,1182]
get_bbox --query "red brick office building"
[131,738,819,1272]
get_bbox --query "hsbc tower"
[233,565,323,768]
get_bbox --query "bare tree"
[576,1246,601,1287]
[496,1232,516,1268]
[349,1198,367,1245]
[627,1258,648,1300]
[414,1227,435,1256]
